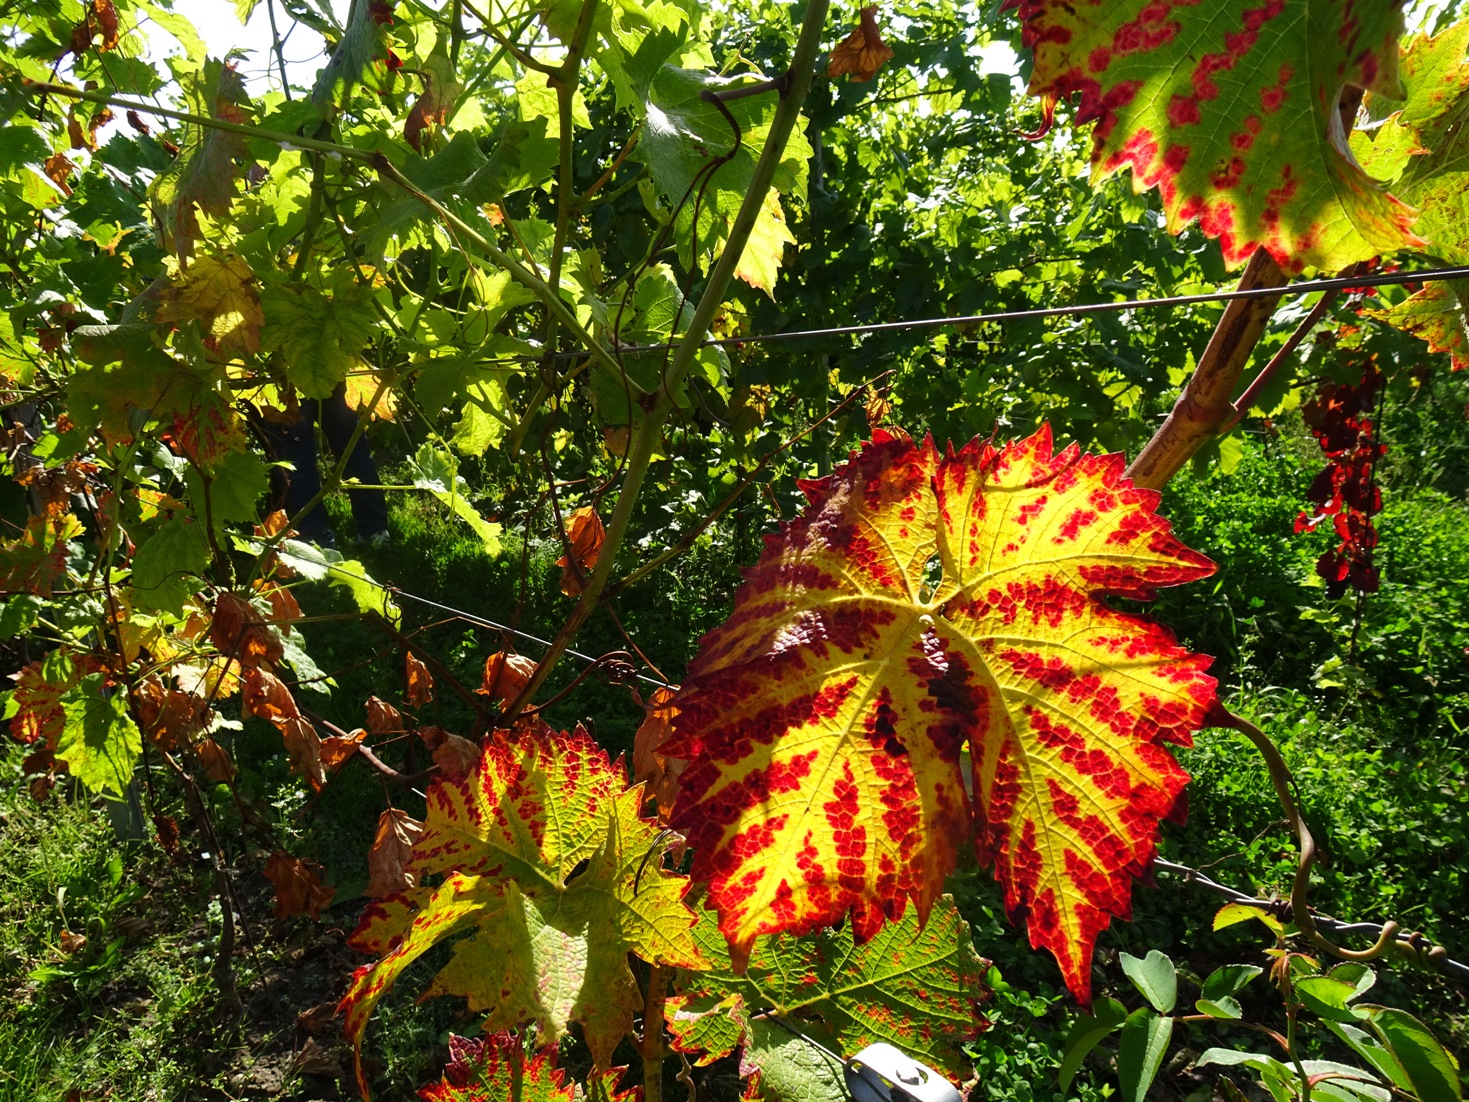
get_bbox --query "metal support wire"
[380,583,676,690]
[1154,858,1469,982]
[518,263,1469,362]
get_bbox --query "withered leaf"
[555,506,605,596]
[364,696,403,734]
[320,728,367,771]
[404,651,435,707]
[264,850,335,919]
[631,686,683,819]
[211,591,283,670]
[365,808,424,898]
[827,6,895,83]
[195,737,237,783]
[418,725,479,778]
[477,651,536,707]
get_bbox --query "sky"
[187,1,346,93]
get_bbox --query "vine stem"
[1125,249,1286,488]
[1214,709,1398,962]
[503,0,833,718]
[641,963,672,1102]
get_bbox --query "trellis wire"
[528,262,1469,362]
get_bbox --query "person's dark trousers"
[257,385,389,547]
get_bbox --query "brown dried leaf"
[241,667,298,722]
[263,850,335,919]
[256,580,302,631]
[417,725,479,778]
[631,686,684,819]
[827,6,894,83]
[319,728,366,771]
[153,813,184,860]
[297,1001,339,1035]
[288,1037,342,1078]
[59,929,87,954]
[132,676,209,751]
[476,652,536,707]
[364,696,402,734]
[196,737,237,783]
[365,808,424,898]
[404,651,434,707]
[404,51,460,151]
[556,505,605,596]
[280,715,327,791]
[211,591,283,670]
[43,153,76,196]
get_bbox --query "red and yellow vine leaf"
[666,427,1216,1002]
[416,1033,573,1102]
[1009,0,1419,273]
[340,727,705,1099]
[0,512,84,596]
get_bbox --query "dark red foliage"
[1296,359,1385,597]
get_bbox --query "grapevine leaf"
[1352,25,1469,367]
[57,673,142,797]
[743,1020,848,1102]
[264,850,336,918]
[1011,0,1418,272]
[416,1033,574,1102]
[366,808,423,899]
[555,505,604,596]
[341,728,705,1098]
[828,6,896,84]
[667,427,1216,1003]
[149,59,253,255]
[407,445,503,556]
[0,512,83,595]
[131,515,211,614]
[1369,281,1469,372]
[7,655,98,746]
[156,252,265,355]
[671,893,989,1080]
[259,282,379,400]
[312,0,394,116]
[636,65,810,291]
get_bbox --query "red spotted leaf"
[416,1032,573,1102]
[1010,0,1419,273]
[0,512,84,596]
[666,427,1216,1003]
[341,727,704,1099]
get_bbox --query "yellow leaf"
[158,252,265,355]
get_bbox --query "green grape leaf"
[185,446,268,523]
[340,728,704,1099]
[408,444,503,556]
[1012,0,1418,272]
[149,58,253,255]
[637,65,810,292]
[131,515,211,614]
[670,894,989,1081]
[258,282,378,399]
[57,673,143,797]
[1352,24,1469,368]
